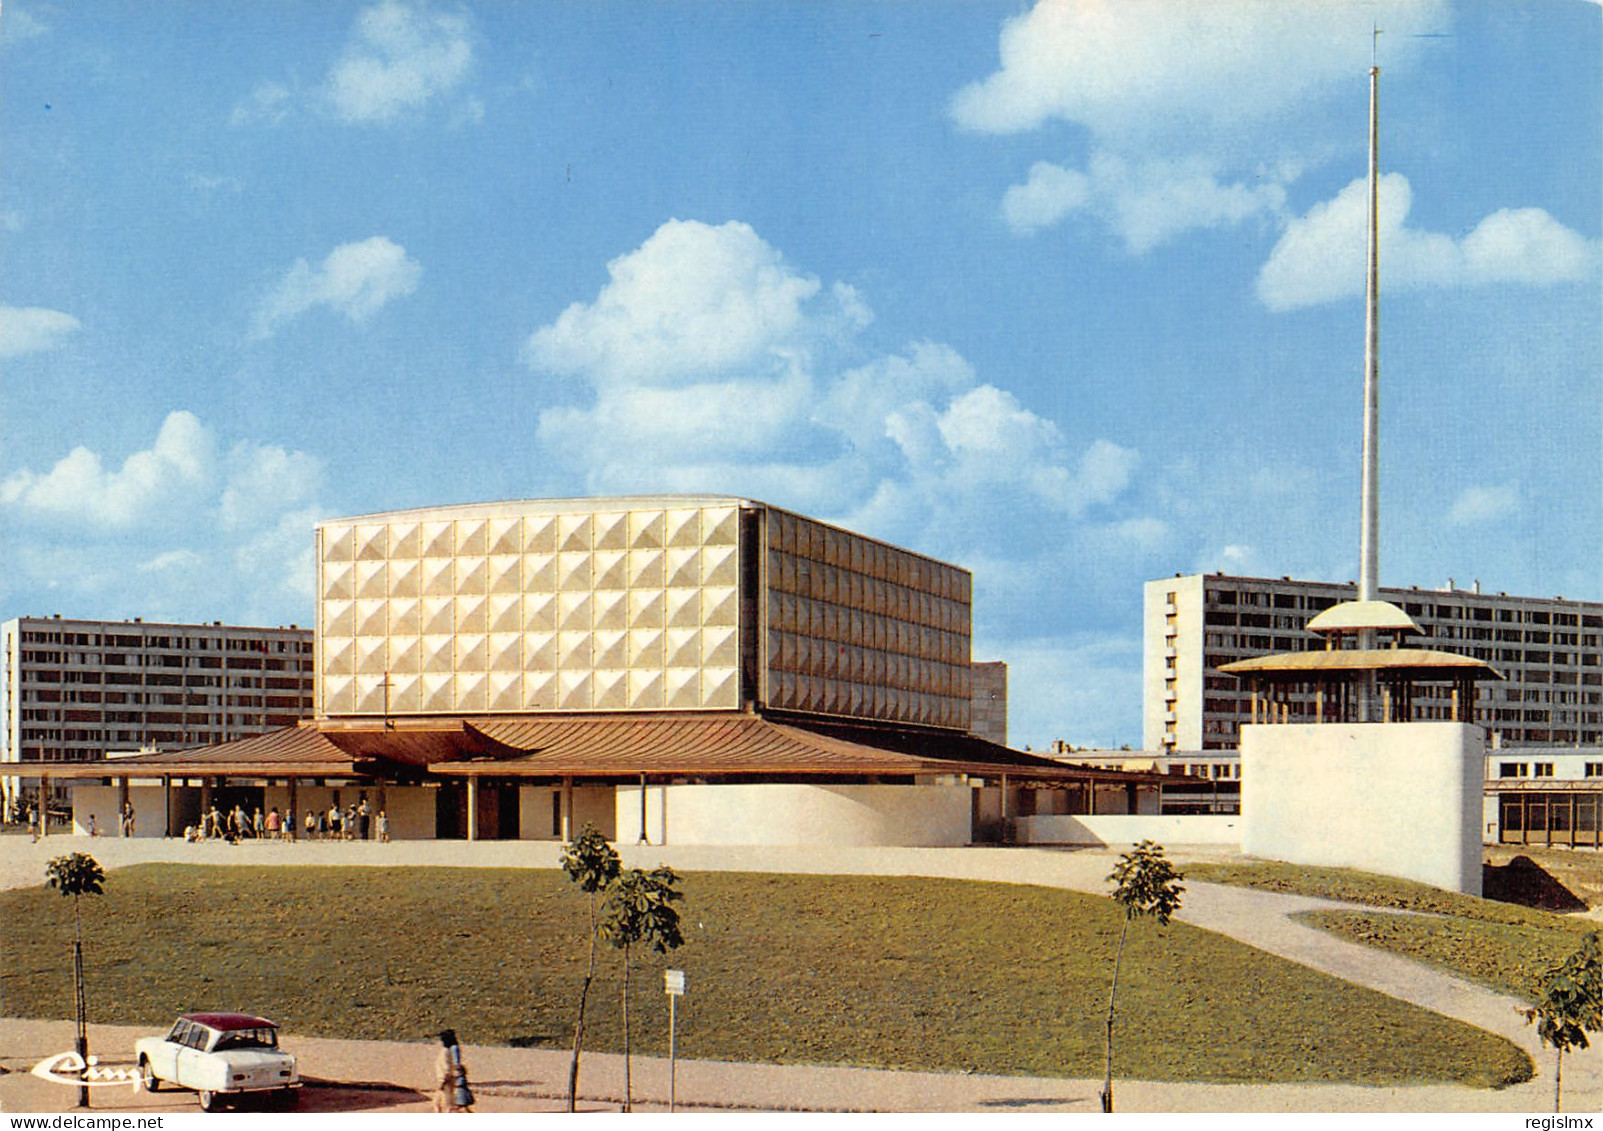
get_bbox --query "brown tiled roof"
[429,712,1159,782]
[15,712,1166,786]
[17,724,357,779]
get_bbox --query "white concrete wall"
[1015,813,1241,846]
[1242,722,1484,895]
[71,784,166,838]
[614,782,973,847]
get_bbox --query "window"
[1533,763,1555,778]
[1585,763,1603,778]
[1499,762,1529,778]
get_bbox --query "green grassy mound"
[0,864,1531,1088]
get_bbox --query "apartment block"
[1145,575,1603,751]
[1,616,314,809]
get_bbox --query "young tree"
[1523,930,1601,1113]
[559,823,621,1113]
[600,865,685,1112]
[1101,840,1183,1114]
[46,852,105,1109]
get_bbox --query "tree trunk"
[621,942,632,1112]
[566,894,600,1112]
[74,896,88,1109]
[1101,917,1129,1114]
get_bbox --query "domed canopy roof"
[1306,599,1419,637]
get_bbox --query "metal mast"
[1359,63,1380,607]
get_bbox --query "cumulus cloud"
[1257,174,1601,310]
[327,0,474,124]
[0,306,82,358]
[230,81,293,128]
[953,0,1447,141]
[1448,482,1520,527]
[1,412,328,624]
[956,0,1454,252]
[1,411,215,527]
[526,217,1149,577]
[1003,153,1290,251]
[252,236,421,338]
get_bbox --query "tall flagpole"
[1357,60,1381,720]
[1359,62,1380,608]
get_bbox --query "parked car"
[136,1013,299,1111]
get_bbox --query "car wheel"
[198,1090,221,1112]
[139,1057,160,1092]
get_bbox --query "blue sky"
[2,0,1598,748]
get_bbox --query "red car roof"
[181,1012,277,1031]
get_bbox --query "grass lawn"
[0,864,1531,1088]
[1187,859,1598,1003]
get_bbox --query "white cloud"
[1002,162,1091,234]
[957,0,1465,253]
[526,219,840,386]
[1003,154,1289,251]
[1,411,215,527]
[1257,174,1601,310]
[252,236,421,338]
[1448,483,1520,527]
[952,0,1448,142]
[1,413,328,624]
[526,217,1143,579]
[0,306,81,358]
[326,0,474,124]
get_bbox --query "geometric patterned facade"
[318,496,972,730]
[762,506,970,729]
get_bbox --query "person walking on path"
[377,810,389,843]
[252,808,265,839]
[434,1029,474,1113]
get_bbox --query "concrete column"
[164,775,174,837]
[39,773,50,838]
[288,779,299,841]
[560,776,573,842]
[638,773,649,844]
[118,778,131,835]
[466,778,478,842]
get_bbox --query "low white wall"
[1014,813,1241,846]
[1242,722,1484,895]
[71,785,167,838]
[614,782,973,847]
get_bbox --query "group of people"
[182,798,390,843]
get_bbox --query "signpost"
[664,969,686,1112]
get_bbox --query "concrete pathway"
[2,835,1597,1112]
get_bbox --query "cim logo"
[30,1051,143,1092]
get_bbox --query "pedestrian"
[283,807,295,842]
[328,803,341,840]
[87,813,99,837]
[252,808,265,839]
[28,804,40,843]
[358,798,371,841]
[434,1029,474,1113]
[206,806,222,839]
[265,808,281,839]
[344,803,357,841]
[307,809,319,840]
[377,810,389,843]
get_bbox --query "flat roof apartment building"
[1145,574,1603,752]
[1,616,314,811]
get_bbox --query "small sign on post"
[664,969,687,1111]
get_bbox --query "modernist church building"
[32,496,1158,846]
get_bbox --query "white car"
[136,1013,299,1111]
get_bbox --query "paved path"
[2,835,1597,1112]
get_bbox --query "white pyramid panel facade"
[317,500,971,727]
[318,503,747,716]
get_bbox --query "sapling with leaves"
[1523,930,1601,1114]
[1101,840,1184,1114]
[559,823,621,1112]
[600,865,685,1112]
[46,852,105,1109]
